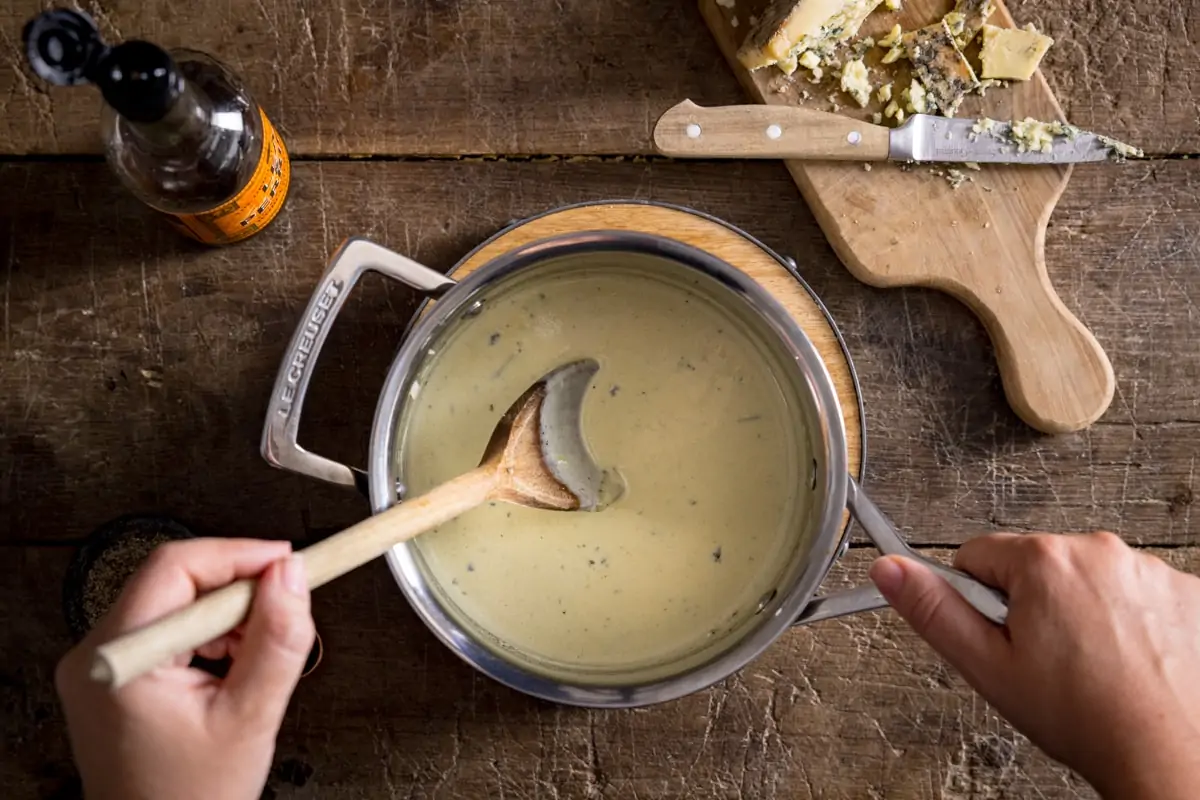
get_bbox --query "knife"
[653,100,1142,164]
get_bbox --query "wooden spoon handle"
[91,466,499,689]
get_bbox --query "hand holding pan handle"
[796,478,1008,627]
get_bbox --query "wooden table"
[2,0,1197,797]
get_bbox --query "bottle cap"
[23,8,183,123]
[22,8,106,86]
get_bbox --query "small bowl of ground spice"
[64,515,325,680]
[63,514,194,640]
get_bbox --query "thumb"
[869,555,1008,684]
[216,555,314,730]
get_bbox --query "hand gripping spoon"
[91,359,618,688]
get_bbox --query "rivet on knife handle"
[654,99,891,161]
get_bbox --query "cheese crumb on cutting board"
[737,0,885,74]
[900,79,928,114]
[877,23,902,48]
[980,23,1054,80]
[840,58,872,106]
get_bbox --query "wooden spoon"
[91,359,616,689]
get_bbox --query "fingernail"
[281,555,308,597]
[869,556,906,597]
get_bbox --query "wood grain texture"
[0,0,1194,156]
[11,543,1199,798]
[3,160,1200,552]
[700,0,1115,434]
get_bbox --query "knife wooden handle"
[654,99,891,161]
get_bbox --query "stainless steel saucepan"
[262,223,1006,708]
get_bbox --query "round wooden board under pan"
[448,201,865,544]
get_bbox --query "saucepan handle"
[794,477,1009,626]
[846,477,1009,625]
[260,237,456,491]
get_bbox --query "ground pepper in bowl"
[64,514,193,639]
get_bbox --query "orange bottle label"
[165,108,290,245]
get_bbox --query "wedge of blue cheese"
[903,18,978,115]
[980,23,1054,80]
[737,0,885,75]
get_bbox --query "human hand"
[56,538,315,800]
[869,532,1200,800]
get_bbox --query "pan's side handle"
[260,237,456,491]
[793,584,888,626]
[794,477,1009,627]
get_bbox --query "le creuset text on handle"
[260,237,456,489]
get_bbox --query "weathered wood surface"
[3,160,1200,548]
[0,0,1196,156]
[22,544,1200,798]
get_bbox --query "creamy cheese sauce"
[399,260,811,674]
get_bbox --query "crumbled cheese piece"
[975,78,1006,97]
[840,58,872,107]
[737,0,887,74]
[801,89,812,99]
[979,23,1054,81]
[901,79,928,114]
[810,66,824,82]
[850,36,876,59]
[829,95,842,112]
[798,50,821,70]
[972,117,998,135]
[884,100,905,123]
[930,167,970,189]
[948,0,995,47]
[903,18,978,116]
[731,15,739,27]
[778,54,800,75]
[871,111,884,124]
[943,11,966,40]
[1008,117,1074,153]
[881,44,905,64]
[963,161,981,170]
[885,0,901,9]
[877,82,893,103]
[1097,134,1144,160]
[863,163,873,171]
[878,24,902,48]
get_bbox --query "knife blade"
[653,100,1142,165]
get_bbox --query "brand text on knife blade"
[277,279,344,417]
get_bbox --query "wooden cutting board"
[699,0,1115,434]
